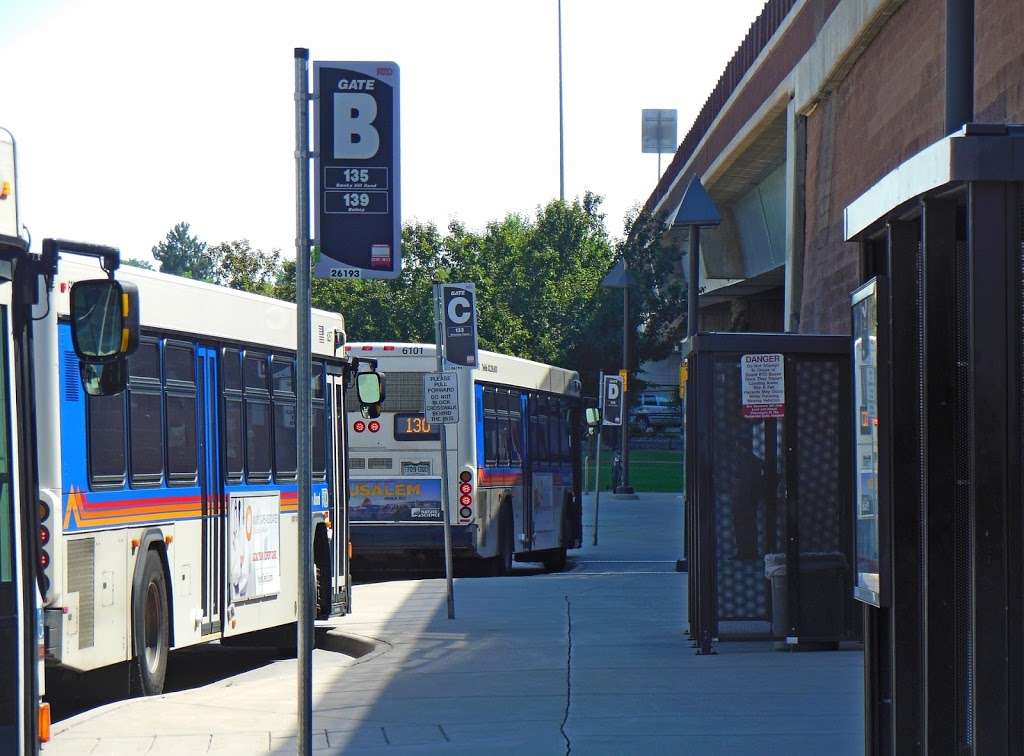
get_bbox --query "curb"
[50,627,388,739]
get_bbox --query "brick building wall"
[974,0,1024,122]
[799,0,946,333]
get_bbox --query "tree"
[274,195,620,393]
[209,239,281,295]
[122,258,155,270]
[618,206,684,364]
[152,222,216,281]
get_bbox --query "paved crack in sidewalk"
[560,594,573,755]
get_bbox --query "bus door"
[327,369,350,614]
[0,275,31,754]
[521,393,536,550]
[197,346,222,634]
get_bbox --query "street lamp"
[602,257,638,495]
[672,175,720,573]
[672,175,721,338]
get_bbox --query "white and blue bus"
[345,343,584,574]
[37,259,376,699]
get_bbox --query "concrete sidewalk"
[46,493,863,755]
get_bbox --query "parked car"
[629,391,682,433]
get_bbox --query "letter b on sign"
[333,93,379,159]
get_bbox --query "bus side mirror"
[70,279,140,361]
[356,371,385,418]
[70,279,139,397]
[80,359,128,397]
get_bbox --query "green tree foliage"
[618,206,684,364]
[152,222,216,281]
[122,257,155,270]
[209,239,281,296]
[274,194,622,392]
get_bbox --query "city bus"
[37,258,377,698]
[344,343,584,574]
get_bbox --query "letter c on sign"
[447,295,472,325]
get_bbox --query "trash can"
[765,551,847,649]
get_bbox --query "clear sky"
[0,0,765,264]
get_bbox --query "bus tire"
[492,501,514,577]
[131,550,170,696]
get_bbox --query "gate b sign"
[602,375,623,426]
[314,61,401,279]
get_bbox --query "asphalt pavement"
[45,492,864,755]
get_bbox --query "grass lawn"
[582,447,683,493]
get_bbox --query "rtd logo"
[376,67,394,76]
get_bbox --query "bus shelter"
[845,124,1024,753]
[683,332,857,653]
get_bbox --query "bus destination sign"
[313,61,401,280]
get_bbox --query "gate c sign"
[442,283,478,367]
[602,375,623,426]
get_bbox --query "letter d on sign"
[333,93,379,159]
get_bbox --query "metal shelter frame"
[845,123,1024,754]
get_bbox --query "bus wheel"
[131,550,169,696]
[493,502,514,577]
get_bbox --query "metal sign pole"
[293,47,313,756]
[592,371,604,546]
[433,284,455,619]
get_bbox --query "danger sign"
[741,353,785,419]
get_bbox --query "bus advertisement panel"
[349,478,443,522]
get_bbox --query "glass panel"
[245,399,271,478]
[166,394,198,482]
[88,392,126,484]
[165,343,195,384]
[224,397,244,479]
[244,353,269,392]
[222,349,241,392]
[274,401,297,478]
[853,283,880,606]
[129,390,163,481]
[128,338,160,381]
[312,403,326,478]
[0,310,11,585]
[311,362,324,400]
[272,357,295,396]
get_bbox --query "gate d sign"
[313,61,401,280]
[602,375,623,426]
[442,283,479,367]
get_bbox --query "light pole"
[601,258,637,494]
[558,0,565,201]
[672,175,720,573]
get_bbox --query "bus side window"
[497,391,510,467]
[87,391,127,489]
[165,341,198,486]
[560,402,571,461]
[536,398,549,463]
[483,387,498,467]
[311,361,326,481]
[128,338,164,487]
[243,351,272,483]
[509,391,522,467]
[271,356,297,481]
[222,349,244,483]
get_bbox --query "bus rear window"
[393,413,439,441]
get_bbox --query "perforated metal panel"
[345,371,425,413]
[67,538,95,649]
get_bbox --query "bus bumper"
[350,524,478,557]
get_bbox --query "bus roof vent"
[368,458,393,470]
